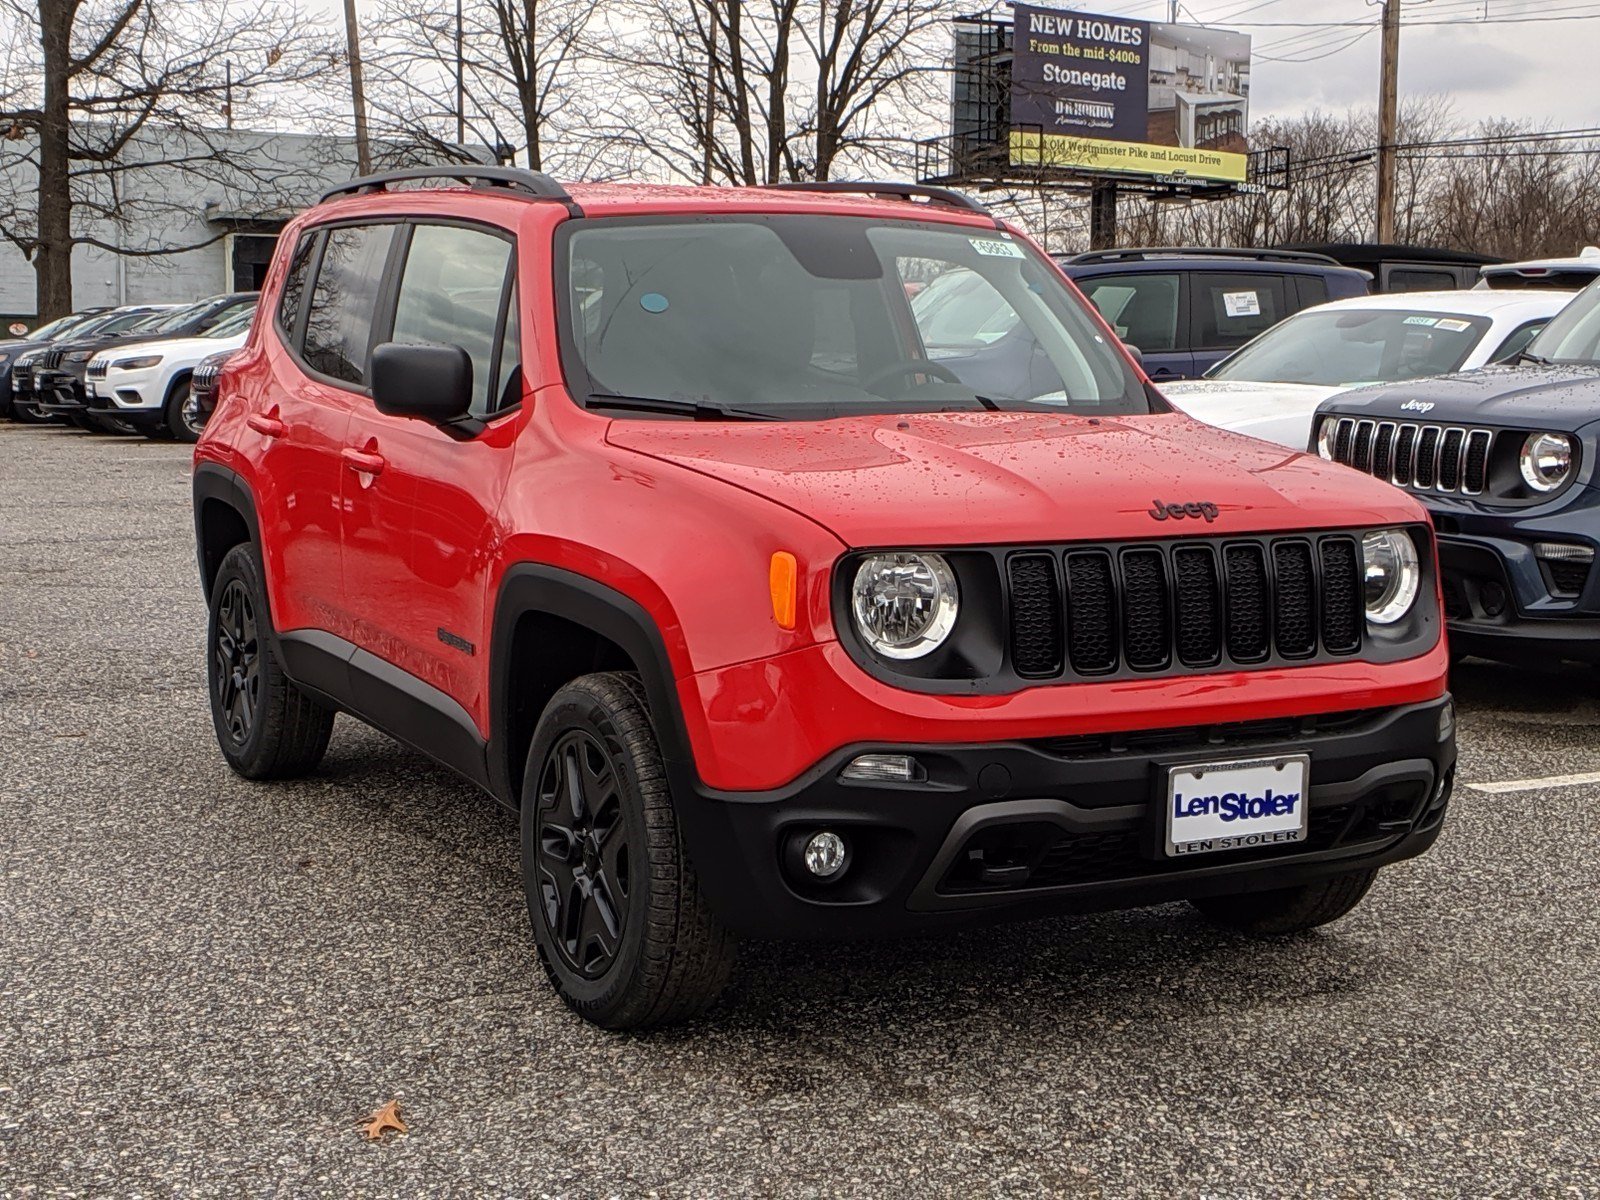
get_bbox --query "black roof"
[1276,242,1504,269]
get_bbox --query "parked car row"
[1,291,255,442]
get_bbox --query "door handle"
[247,412,287,438]
[341,447,387,476]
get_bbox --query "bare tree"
[0,0,334,319]
[364,0,606,175]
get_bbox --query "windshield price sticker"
[1403,315,1440,327]
[1434,318,1473,332]
[970,238,1025,259]
[1222,291,1261,318]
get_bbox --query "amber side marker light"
[770,551,798,630]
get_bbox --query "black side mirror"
[1122,341,1144,366]
[371,341,473,425]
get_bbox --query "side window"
[1191,272,1290,350]
[1079,273,1180,352]
[276,233,317,343]
[1490,319,1547,364]
[389,223,515,417]
[1388,267,1458,293]
[1295,275,1329,310]
[302,224,396,385]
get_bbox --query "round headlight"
[1519,432,1573,493]
[850,552,959,659]
[1362,529,1421,625]
[1315,416,1338,460]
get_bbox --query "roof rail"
[1061,246,1341,267]
[766,180,990,216]
[319,165,580,214]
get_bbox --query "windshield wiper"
[585,392,783,422]
[1519,351,1554,366]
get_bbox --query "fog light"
[840,753,922,783]
[1480,581,1508,617]
[803,831,849,878]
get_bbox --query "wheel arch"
[489,564,694,808]
[192,461,260,604]
[163,368,194,410]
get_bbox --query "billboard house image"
[1009,4,1251,184]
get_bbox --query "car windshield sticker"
[640,293,669,313]
[1403,315,1440,326]
[1434,318,1473,332]
[970,238,1024,259]
[1223,291,1261,318]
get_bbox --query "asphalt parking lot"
[2,422,1598,1197]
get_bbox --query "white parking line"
[1466,769,1600,795]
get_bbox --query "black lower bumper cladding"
[675,698,1455,939]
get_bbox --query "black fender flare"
[192,460,260,603]
[487,563,697,806]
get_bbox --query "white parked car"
[83,305,255,442]
[1479,246,1600,291]
[1162,290,1573,449]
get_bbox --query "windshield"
[560,215,1151,419]
[1211,307,1491,386]
[1525,279,1600,364]
[131,302,207,334]
[27,314,80,340]
[205,307,256,338]
[87,310,169,338]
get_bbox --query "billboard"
[1009,4,1251,184]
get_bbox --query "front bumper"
[35,369,88,414]
[1433,501,1600,664]
[674,697,1454,939]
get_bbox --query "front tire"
[207,543,335,779]
[1190,869,1379,936]
[165,378,201,442]
[521,672,736,1029]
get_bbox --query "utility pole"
[455,0,465,145]
[1374,0,1400,243]
[1168,1,1179,22]
[342,0,372,175]
[700,1,717,185]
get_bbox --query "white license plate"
[1165,755,1309,857]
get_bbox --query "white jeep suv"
[85,306,255,442]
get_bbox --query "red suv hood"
[605,410,1425,546]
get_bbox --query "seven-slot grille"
[1324,416,1492,494]
[1005,535,1364,681]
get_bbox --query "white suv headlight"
[1362,529,1421,625]
[850,552,959,659]
[1519,432,1573,493]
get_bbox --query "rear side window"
[1079,273,1180,352]
[302,224,396,385]
[1192,272,1289,350]
[389,223,515,417]
[277,234,317,340]
[1388,267,1458,293]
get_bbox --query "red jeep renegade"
[193,167,1454,1028]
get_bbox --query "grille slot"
[1172,546,1222,666]
[1064,551,1117,674]
[1463,430,1491,493]
[1272,541,1317,658]
[1371,421,1396,480]
[1414,426,1440,488]
[1319,538,1363,653]
[1223,543,1270,662]
[1438,428,1464,491]
[1393,424,1417,485]
[1007,554,1064,677]
[1120,548,1171,670]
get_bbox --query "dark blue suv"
[1314,277,1600,667]
[1057,248,1371,381]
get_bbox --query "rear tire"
[207,543,335,780]
[521,671,736,1029]
[1190,869,1379,936]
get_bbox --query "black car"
[1,309,110,421]
[35,292,256,432]
[11,306,170,425]
[1313,277,1600,666]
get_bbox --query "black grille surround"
[833,527,1440,695]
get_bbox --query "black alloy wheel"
[213,577,261,745]
[534,730,631,979]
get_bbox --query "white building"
[0,126,485,325]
